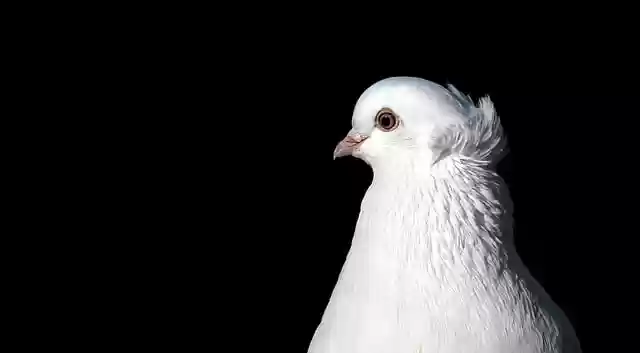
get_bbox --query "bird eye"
[375,109,399,132]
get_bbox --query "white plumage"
[308,77,581,353]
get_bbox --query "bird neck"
[359,157,514,280]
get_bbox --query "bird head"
[333,76,506,172]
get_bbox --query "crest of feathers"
[430,84,508,167]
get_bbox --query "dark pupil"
[380,114,393,128]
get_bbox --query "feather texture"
[430,84,507,167]
[309,77,580,353]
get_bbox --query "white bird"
[308,77,581,353]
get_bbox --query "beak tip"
[332,148,349,160]
[333,132,368,160]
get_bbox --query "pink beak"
[333,132,369,159]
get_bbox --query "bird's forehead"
[352,83,435,127]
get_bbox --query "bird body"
[308,77,580,353]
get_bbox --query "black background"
[17,8,640,352]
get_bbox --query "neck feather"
[357,157,514,283]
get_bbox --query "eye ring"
[375,108,399,132]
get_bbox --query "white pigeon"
[308,77,581,353]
